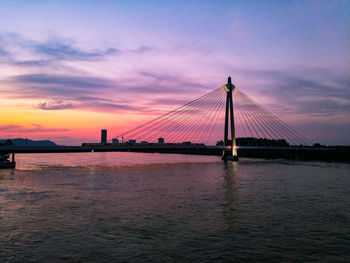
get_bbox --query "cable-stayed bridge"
[110,76,310,161]
[2,76,318,168]
[116,77,309,147]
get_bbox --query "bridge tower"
[222,76,239,161]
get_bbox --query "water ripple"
[0,153,349,262]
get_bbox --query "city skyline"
[1,1,349,145]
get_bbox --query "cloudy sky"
[1,0,349,145]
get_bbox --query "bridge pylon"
[222,76,239,161]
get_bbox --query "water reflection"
[222,162,239,229]
[0,154,349,262]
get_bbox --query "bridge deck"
[0,145,209,153]
[0,145,333,154]
[0,145,347,162]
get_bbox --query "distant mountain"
[0,138,58,147]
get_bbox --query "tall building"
[101,129,107,144]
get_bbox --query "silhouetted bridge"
[3,76,347,168]
[2,145,348,164]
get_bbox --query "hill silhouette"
[0,138,58,147]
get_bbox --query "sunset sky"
[1,0,349,145]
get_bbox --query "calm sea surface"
[0,152,349,262]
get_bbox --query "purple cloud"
[34,40,118,61]
[0,124,69,133]
[232,66,350,117]
[38,100,74,110]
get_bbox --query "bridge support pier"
[222,76,239,162]
[222,150,239,161]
